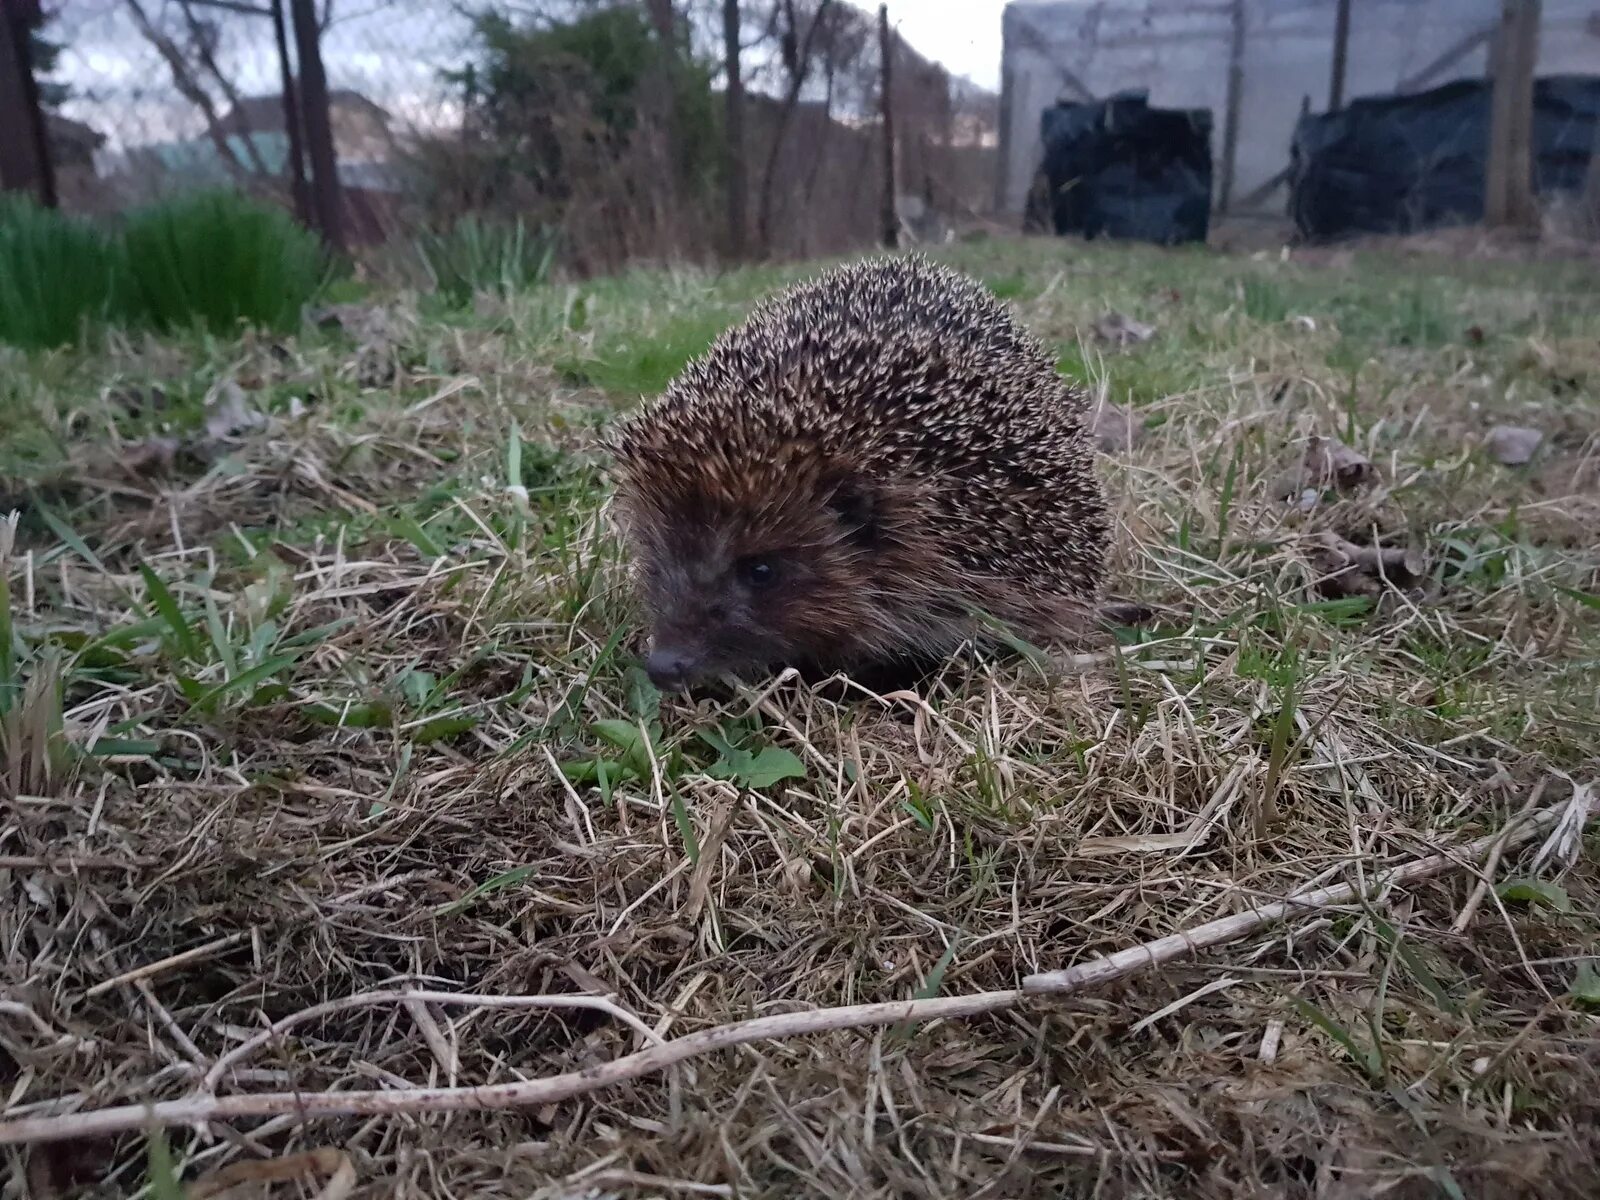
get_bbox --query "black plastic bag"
[1035,89,1214,245]
[1289,75,1600,241]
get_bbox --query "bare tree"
[755,0,832,254]
[122,0,271,181]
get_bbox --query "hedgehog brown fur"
[607,252,1110,692]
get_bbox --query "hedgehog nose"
[645,647,696,692]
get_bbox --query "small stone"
[1484,424,1543,466]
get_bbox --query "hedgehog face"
[622,477,889,691]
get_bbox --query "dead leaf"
[1485,424,1543,466]
[1268,435,1375,502]
[1303,531,1426,600]
[312,302,390,338]
[117,437,180,478]
[103,384,168,418]
[356,344,397,389]
[1099,598,1155,627]
[314,303,403,389]
[202,378,265,441]
[1092,311,1156,346]
[186,1147,355,1200]
[1306,435,1375,489]
[1091,397,1140,452]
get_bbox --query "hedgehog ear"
[826,477,881,548]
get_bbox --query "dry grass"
[1,235,1598,1198]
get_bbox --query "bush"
[415,215,559,306]
[120,190,328,335]
[0,196,123,350]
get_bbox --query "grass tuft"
[120,189,329,334]
[0,195,123,349]
[415,214,559,307]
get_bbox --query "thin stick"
[0,992,1018,1145]
[202,988,663,1093]
[1452,777,1549,932]
[1022,794,1587,993]
[83,932,249,999]
[4,795,1591,1148]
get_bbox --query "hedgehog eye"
[737,556,779,589]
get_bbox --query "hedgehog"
[607,253,1110,693]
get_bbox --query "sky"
[50,0,1014,151]
[884,0,1008,91]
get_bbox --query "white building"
[995,0,1600,218]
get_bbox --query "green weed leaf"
[433,865,535,917]
[1569,962,1600,1008]
[1495,878,1571,912]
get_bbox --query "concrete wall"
[996,0,1600,217]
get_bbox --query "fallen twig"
[1023,791,1590,993]
[201,988,664,1092]
[84,932,250,999]
[2,793,1591,1148]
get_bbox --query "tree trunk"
[288,0,344,251]
[270,0,311,226]
[0,2,56,207]
[722,0,747,259]
[757,0,833,256]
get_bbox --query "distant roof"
[219,89,391,135]
[46,113,105,152]
[132,132,402,192]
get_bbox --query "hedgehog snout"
[644,644,700,692]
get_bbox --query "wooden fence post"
[1328,0,1352,110]
[0,0,57,207]
[1216,0,1246,213]
[1485,0,1541,231]
[879,3,898,249]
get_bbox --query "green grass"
[120,190,329,335]
[0,190,330,350]
[415,214,560,308]
[1,232,1597,1197]
[0,195,123,349]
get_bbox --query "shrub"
[119,190,328,335]
[415,215,559,306]
[0,196,123,350]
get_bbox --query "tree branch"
[122,0,250,182]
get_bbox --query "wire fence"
[5,1,1001,271]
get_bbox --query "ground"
[1,233,1598,1199]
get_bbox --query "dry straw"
[1,788,1588,1148]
